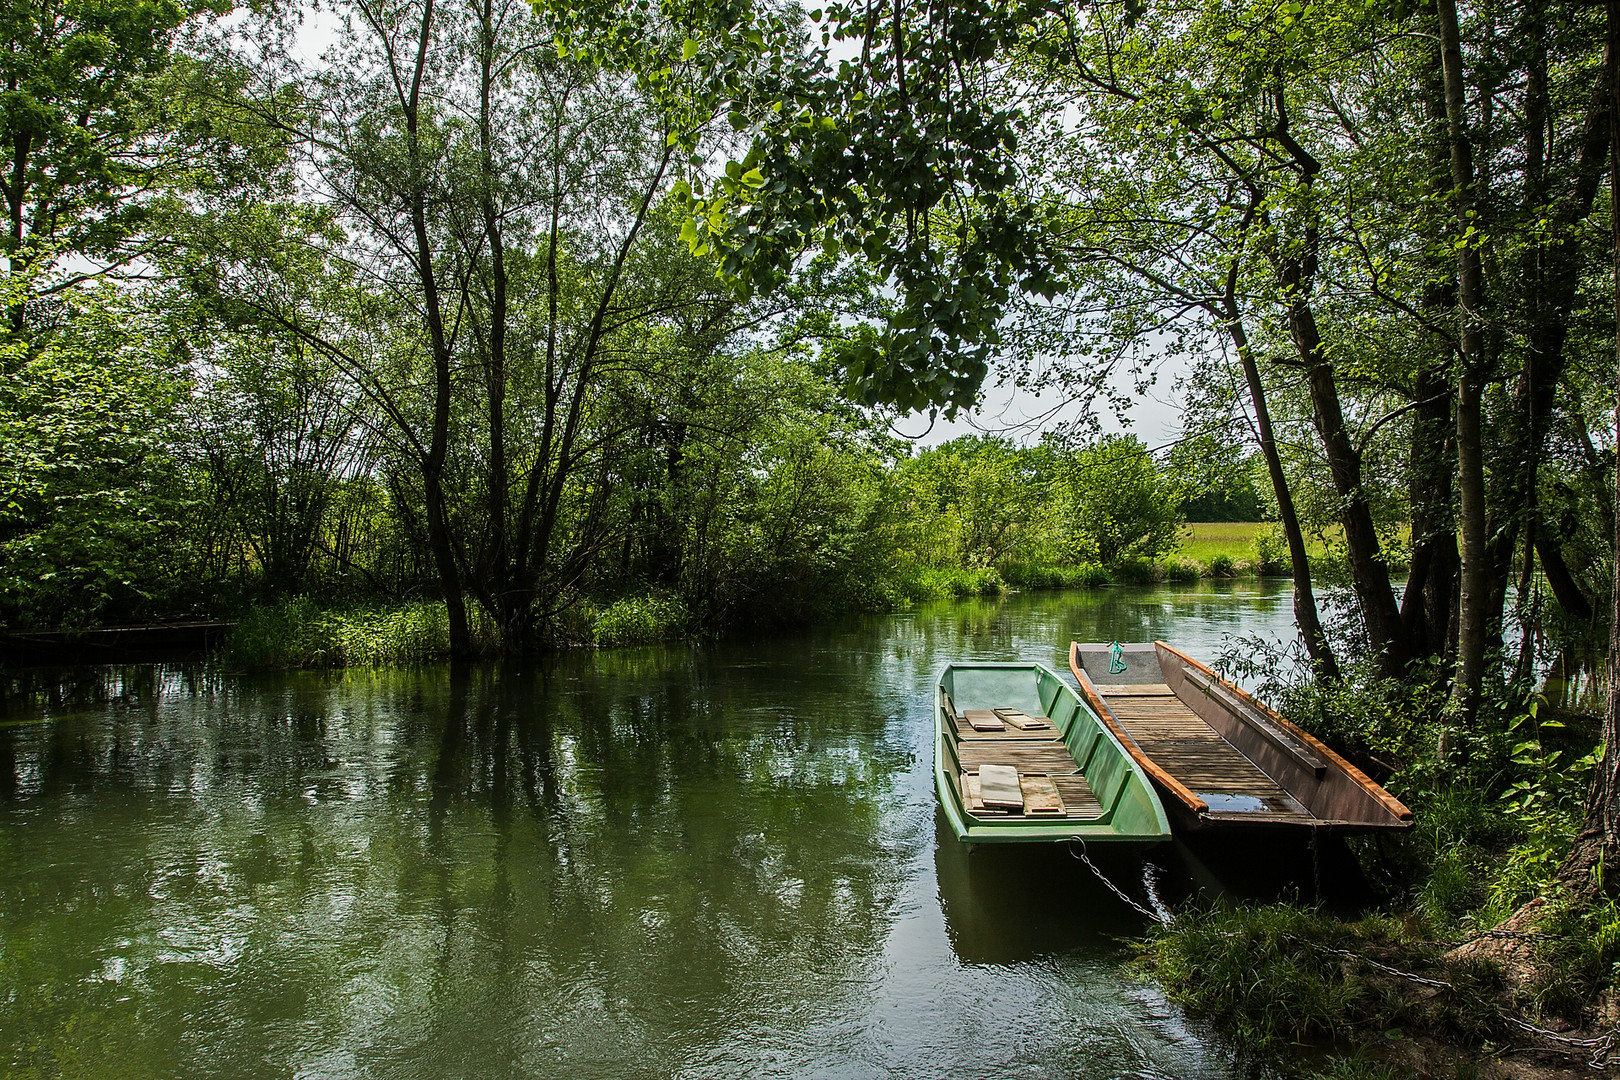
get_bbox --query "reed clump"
[224,597,458,669]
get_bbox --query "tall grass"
[885,566,1005,605]
[224,597,456,669]
[581,594,690,647]
[1135,902,1498,1049]
[998,561,1109,589]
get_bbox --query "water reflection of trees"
[0,657,912,1078]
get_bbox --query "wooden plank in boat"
[957,743,1082,774]
[1107,683,1177,696]
[1105,693,1318,815]
[951,714,1060,742]
[1052,774,1105,818]
[963,709,1006,732]
[994,708,1052,731]
[962,772,1009,815]
[1020,773,1066,816]
[978,764,1023,808]
[962,768,1103,818]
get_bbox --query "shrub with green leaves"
[0,277,187,627]
[588,594,691,647]
[224,598,454,668]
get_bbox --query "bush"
[1160,556,1203,582]
[1207,553,1237,577]
[225,597,454,668]
[998,561,1109,589]
[1253,526,1290,575]
[1111,557,1160,584]
[883,565,1006,605]
[587,594,690,647]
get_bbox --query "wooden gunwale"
[1068,643,1208,816]
[1156,642,1413,824]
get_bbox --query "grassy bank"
[224,593,698,668]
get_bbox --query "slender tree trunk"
[1221,268,1339,682]
[1401,363,1459,668]
[1286,294,1408,682]
[1437,0,1489,737]
[476,0,514,647]
[401,0,471,656]
[1561,0,1620,889]
[1536,530,1594,624]
[1266,84,1406,680]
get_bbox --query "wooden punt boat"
[934,661,1171,845]
[1068,641,1413,832]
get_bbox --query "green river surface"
[0,581,1304,1079]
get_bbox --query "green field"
[1175,521,1268,564]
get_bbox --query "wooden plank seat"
[947,712,1063,742]
[960,767,1102,819]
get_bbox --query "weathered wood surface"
[954,741,1104,820]
[1104,690,1312,819]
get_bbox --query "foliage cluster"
[223,597,462,669]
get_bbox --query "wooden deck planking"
[1102,690,1314,819]
[950,727,1105,819]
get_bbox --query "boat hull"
[933,661,1171,844]
[1069,641,1413,833]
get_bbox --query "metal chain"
[1068,837,1172,925]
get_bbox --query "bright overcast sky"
[895,353,1192,449]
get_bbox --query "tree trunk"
[1561,0,1620,890]
[1437,0,1489,735]
[1401,362,1459,668]
[1287,291,1408,682]
[1221,266,1339,682]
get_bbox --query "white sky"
[893,356,1191,449]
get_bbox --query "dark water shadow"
[933,814,1169,964]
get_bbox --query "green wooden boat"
[934,661,1172,844]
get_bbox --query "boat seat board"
[956,742,1089,774]
[954,743,1108,819]
[1103,691,1316,821]
[948,712,1062,743]
[960,768,1103,819]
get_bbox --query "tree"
[1062,435,1184,567]
[0,0,235,286]
[192,0,788,651]
[0,268,186,625]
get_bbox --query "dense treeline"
[0,0,1265,651]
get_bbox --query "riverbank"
[1133,677,1616,1079]
[1138,895,1618,1078]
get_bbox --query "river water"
[1,582,1301,1079]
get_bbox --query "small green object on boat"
[934,661,1172,845]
